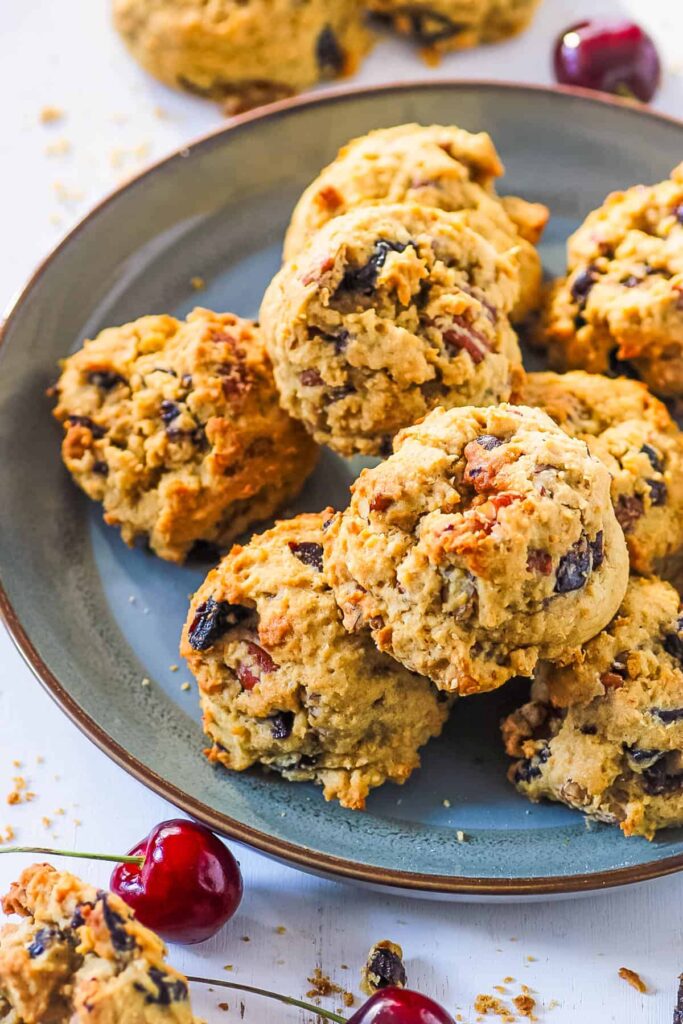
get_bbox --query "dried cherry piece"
[475,435,503,450]
[570,265,599,305]
[554,537,592,593]
[647,479,667,506]
[366,945,407,990]
[340,239,408,294]
[269,711,294,739]
[664,618,683,664]
[641,443,663,472]
[88,370,125,390]
[288,541,324,572]
[160,400,181,423]
[651,707,683,724]
[615,494,644,532]
[188,598,248,651]
[66,414,105,438]
[316,25,344,76]
[514,743,550,783]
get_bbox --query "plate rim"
[2,78,683,898]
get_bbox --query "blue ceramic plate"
[2,83,683,900]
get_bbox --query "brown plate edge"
[2,78,683,898]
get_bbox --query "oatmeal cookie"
[540,164,683,400]
[366,0,541,56]
[113,0,372,113]
[51,308,317,563]
[502,576,683,839]
[0,862,200,1023]
[518,371,683,587]
[283,124,548,322]
[261,203,522,456]
[324,403,629,695]
[180,511,450,809]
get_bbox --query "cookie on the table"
[283,123,548,322]
[261,203,523,456]
[324,403,629,695]
[539,163,683,401]
[366,0,542,56]
[51,308,317,563]
[0,862,200,1023]
[502,576,683,839]
[181,511,451,810]
[517,371,683,588]
[113,0,372,113]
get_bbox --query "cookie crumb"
[40,105,64,124]
[442,798,451,808]
[513,993,537,1018]
[456,829,466,843]
[618,967,648,993]
[361,940,407,996]
[45,138,71,157]
[223,965,233,972]
[141,677,151,687]
[169,664,179,672]
[181,682,191,692]
[474,993,515,1021]
[307,968,343,999]
[275,925,287,934]
[7,777,35,805]
[0,826,15,845]
[218,1003,229,1012]
[191,276,206,291]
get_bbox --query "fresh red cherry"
[554,20,661,102]
[111,818,243,944]
[347,988,455,1024]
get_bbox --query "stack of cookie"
[51,123,683,839]
[112,1,543,113]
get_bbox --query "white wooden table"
[1,2,682,1022]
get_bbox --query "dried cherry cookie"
[365,0,541,56]
[261,203,523,456]
[51,308,318,563]
[324,403,629,695]
[540,163,683,401]
[518,371,683,587]
[0,862,201,1023]
[113,0,371,113]
[180,511,450,810]
[502,576,683,839]
[283,123,548,322]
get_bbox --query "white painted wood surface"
[1,2,682,1021]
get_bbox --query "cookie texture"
[52,308,317,563]
[366,0,541,54]
[502,577,683,839]
[283,123,548,321]
[0,863,200,1023]
[261,203,523,456]
[181,511,450,809]
[113,0,372,113]
[324,403,629,695]
[540,163,683,400]
[518,371,683,587]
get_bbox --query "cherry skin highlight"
[554,20,661,103]
[347,988,456,1024]
[111,818,243,944]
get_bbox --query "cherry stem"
[0,847,144,866]
[187,976,348,1023]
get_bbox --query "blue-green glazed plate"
[2,82,683,900]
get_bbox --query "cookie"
[180,511,450,810]
[113,0,372,113]
[502,576,683,839]
[261,203,523,456]
[539,163,683,401]
[0,863,200,1023]
[518,371,683,587]
[366,0,541,55]
[51,308,317,563]
[283,123,548,322]
[324,403,630,695]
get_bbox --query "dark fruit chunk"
[236,641,278,691]
[66,414,105,438]
[188,597,248,651]
[641,443,663,472]
[615,494,644,533]
[135,967,189,1006]
[647,479,667,506]
[300,368,324,387]
[341,240,408,294]
[555,537,592,594]
[348,987,456,1024]
[624,745,663,768]
[400,8,462,45]
[621,275,641,288]
[442,316,491,365]
[288,541,324,572]
[88,370,125,390]
[514,743,550,784]
[475,434,503,450]
[651,707,683,724]
[366,945,407,990]
[270,711,294,739]
[580,724,597,735]
[160,400,180,423]
[328,383,356,402]
[101,893,137,952]
[554,20,661,103]
[527,549,553,575]
[570,265,598,305]
[92,460,109,476]
[641,758,683,797]
[27,927,64,958]
[316,25,345,76]
[664,619,683,664]
[589,531,604,569]
[111,818,243,944]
